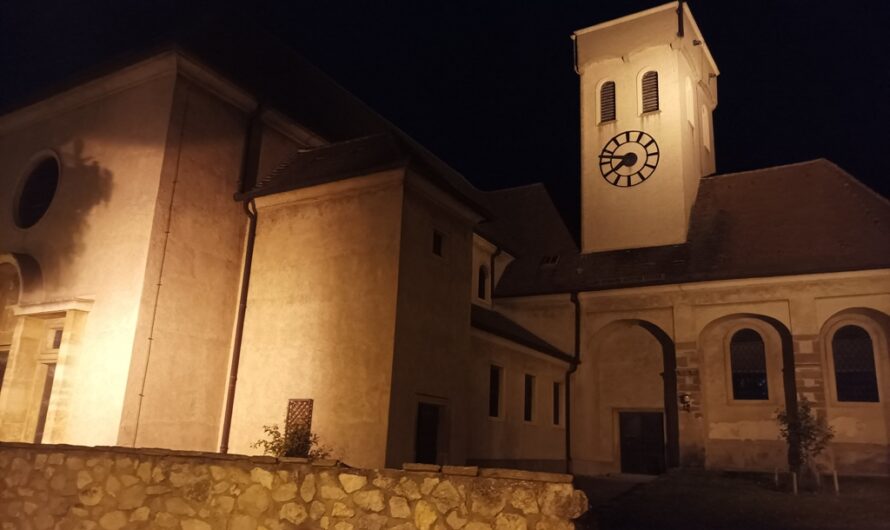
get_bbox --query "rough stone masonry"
[0,443,587,529]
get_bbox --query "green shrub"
[252,424,331,460]
[777,397,834,471]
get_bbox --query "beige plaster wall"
[571,321,665,476]
[467,331,567,471]
[386,178,475,468]
[579,45,688,252]
[494,298,575,356]
[576,4,718,254]
[116,79,249,451]
[0,73,178,445]
[499,269,890,475]
[699,317,788,471]
[228,170,405,469]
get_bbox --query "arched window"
[730,329,768,400]
[641,71,659,113]
[477,265,488,300]
[832,325,879,402]
[600,81,616,123]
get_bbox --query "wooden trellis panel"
[285,399,314,435]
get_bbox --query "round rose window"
[15,156,59,229]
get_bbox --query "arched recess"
[698,313,798,470]
[0,253,43,304]
[819,307,890,474]
[575,318,678,474]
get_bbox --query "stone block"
[354,489,385,512]
[414,500,438,530]
[339,472,368,493]
[301,474,317,502]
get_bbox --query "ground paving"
[574,470,890,530]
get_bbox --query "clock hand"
[602,159,626,178]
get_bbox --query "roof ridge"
[703,158,829,180]
[484,182,549,194]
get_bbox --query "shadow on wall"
[16,138,116,268]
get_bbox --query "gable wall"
[229,170,406,469]
[385,176,475,468]
[116,77,250,451]
[0,72,177,446]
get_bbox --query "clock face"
[598,130,660,187]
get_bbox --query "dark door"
[619,412,666,474]
[415,403,439,464]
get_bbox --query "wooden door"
[619,411,666,474]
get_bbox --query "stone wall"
[0,443,587,530]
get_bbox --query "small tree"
[252,424,331,460]
[777,397,834,473]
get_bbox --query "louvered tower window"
[641,71,659,113]
[600,81,616,123]
[832,325,879,402]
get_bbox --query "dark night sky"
[2,1,889,238]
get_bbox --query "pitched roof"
[476,184,578,256]
[495,159,890,297]
[239,134,406,199]
[0,18,490,217]
[470,304,573,363]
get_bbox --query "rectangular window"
[432,230,444,256]
[51,329,63,350]
[552,382,561,425]
[0,350,8,393]
[488,365,502,418]
[523,374,535,422]
[33,363,56,443]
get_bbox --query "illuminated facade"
[0,2,888,475]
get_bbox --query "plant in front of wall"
[252,423,331,460]
[777,397,834,487]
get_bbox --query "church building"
[1,2,888,476]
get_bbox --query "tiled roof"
[495,160,890,297]
[471,304,573,362]
[476,184,578,257]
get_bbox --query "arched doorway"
[573,318,678,475]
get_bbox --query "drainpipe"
[570,35,580,75]
[677,0,685,37]
[219,199,257,453]
[565,291,581,473]
[219,106,263,454]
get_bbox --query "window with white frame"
[832,325,879,403]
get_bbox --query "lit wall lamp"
[679,393,693,412]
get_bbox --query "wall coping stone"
[0,442,573,483]
[402,463,441,472]
[442,465,479,476]
[478,467,573,483]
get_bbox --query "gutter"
[565,291,581,474]
[220,106,263,453]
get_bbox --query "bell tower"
[573,2,719,253]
